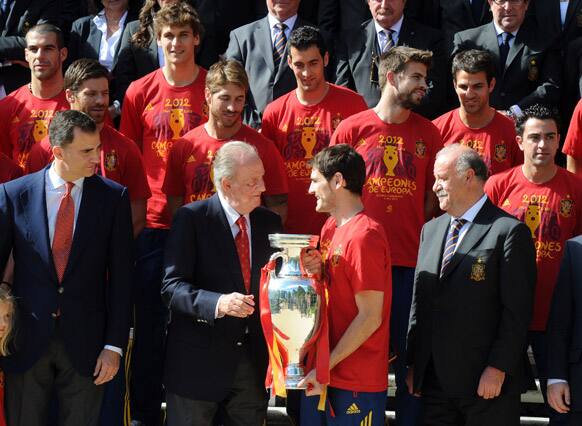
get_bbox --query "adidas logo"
[502,199,511,207]
[346,403,360,415]
[360,411,373,426]
[187,155,196,163]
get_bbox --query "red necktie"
[52,182,75,283]
[235,216,251,293]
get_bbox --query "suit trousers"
[165,342,268,426]
[421,360,520,426]
[5,328,104,426]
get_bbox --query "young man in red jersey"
[330,46,441,424]
[433,49,521,176]
[27,59,151,237]
[0,24,68,171]
[163,59,288,220]
[485,104,582,425]
[299,144,392,425]
[119,3,207,424]
[261,26,367,234]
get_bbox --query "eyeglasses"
[491,0,524,5]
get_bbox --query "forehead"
[78,77,109,91]
[26,30,58,47]
[490,0,529,10]
[159,24,194,35]
[235,157,264,178]
[289,45,323,61]
[523,118,557,134]
[402,61,427,75]
[455,70,488,84]
[67,128,100,148]
[212,83,246,97]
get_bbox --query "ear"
[65,89,75,105]
[287,53,293,68]
[204,87,212,105]
[323,51,329,68]
[193,33,200,47]
[386,71,397,88]
[516,135,525,152]
[60,47,68,62]
[488,77,496,93]
[52,145,64,160]
[333,172,345,190]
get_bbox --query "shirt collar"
[492,21,518,38]
[374,14,404,37]
[217,191,250,228]
[452,194,488,224]
[93,10,128,32]
[267,13,298,32]
[47,163,85,191]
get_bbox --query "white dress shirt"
[45,165,123,356]
[560,1,570,28]
[267,13,298,48]
[93,10,128,71]
[449,194,488,252]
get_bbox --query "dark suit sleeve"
[162,206,222,324]
[487,222,536,375]
[547,240,576,381]
[66,19,85,69]
[517,44,561,109]
[0,184,13,275]
[105,187,134,349]
[406,223,426,367]
[334,36,355,89]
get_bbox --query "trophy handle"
[268,251,288,279]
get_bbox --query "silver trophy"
[266,234,321,389]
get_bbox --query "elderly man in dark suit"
[0,110,134,426]
[548,235,582,425]
[224,0,310,128]
[452,0,561,117]
[162,141,283,426]
[406,144,536,424]
[334,0,446,118]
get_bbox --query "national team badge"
[105,150,118,172]
[470,258,486,282]
[528,58,539,82]
[415,140,426,158]
[331,245,343,268]
[494,143,507,162]
[559,198,574,218]
[332,113,343,131]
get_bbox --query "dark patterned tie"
[235,216,251,293]
[499,32,514,70]
[52,182,75,283]
[440,218,467,278]
[380,29,395,53]
[273,23,288,66]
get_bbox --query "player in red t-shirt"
[485,105,582,424]
[433,49,522,176]
[0,24,68,171]
[0,154,22,184]
[330,46,440,425]
[27,59,151,237]
[299,144,391,425]
[163,59,288,219]
[261,26,367,235]
[563,97,582,176]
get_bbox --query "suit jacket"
[452,21,562,111]
[0,170,134,376]
[0,0,59,94]
[407,199,536,397]
[527,0,582,48]
[335,17,446,118]
[224,15,310,128]
[548,235,582,411]
[161,194,282,401]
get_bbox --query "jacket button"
[236,341,243,346]
[57,287,64,294]
[51,312,58,318]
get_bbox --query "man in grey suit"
[452,0,561,117]
[334,0,446,118]
[225,0,309,128]
[406,144,536,424]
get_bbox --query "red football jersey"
[563,98,582,162]
[0,153,23,183]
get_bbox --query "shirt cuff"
[548,379,568,386]
[104,345,123,356]
[215,294,225,319]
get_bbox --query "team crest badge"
[528,58,539,82]
[105,150,118,172]
[415,140,426,158]
[332,113,343,131]
[470,258,486,282]
[559,198,574,218]
[494,143,507,162]
[331,245,343,268]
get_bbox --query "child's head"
[0,286,15,356]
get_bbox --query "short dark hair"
[310,144,366,196]
[64,59,110,92]
[515,104,561,136]
[452,49,495,84]
[378,46,433,90]
[49,110,97,147]
[288,26,327,58]
[26,23,65,49]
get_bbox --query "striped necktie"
[440,218,467,278]
[380,29,395,54]
[273,22,288,66]
[53,182,75,283]
[235,216,251,293]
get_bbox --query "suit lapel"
[565,0,582,30]
[207,194,246,293]
[19,169,57,282]
[250,209,265,295]
[258,17,275,74]
[398,18,416,47]
[505,27,526,73]
[441,200,494,280]
[429,215,451,277]
[3,0,32,35]
[88,22,102,58]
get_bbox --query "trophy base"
[285,364,306,389]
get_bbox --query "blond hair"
[0,286,15,356]
[205,60,249,94]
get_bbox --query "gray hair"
[436,144,488,182]
[212,141,260,193]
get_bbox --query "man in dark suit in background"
[452,0,561,117]
[334,0,446,118]
[225,0,309,128]
[407,143,536,424]
[548,235,582,425]
[0,110,134,426]
[162,141,283,426]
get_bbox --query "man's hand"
[301,248,322,277]
[297,368,324,396]
[93,349,121,385]
[217,292,255,318]
[406,367,421,397]
[548,382,571,414]
[477,366,505,399]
